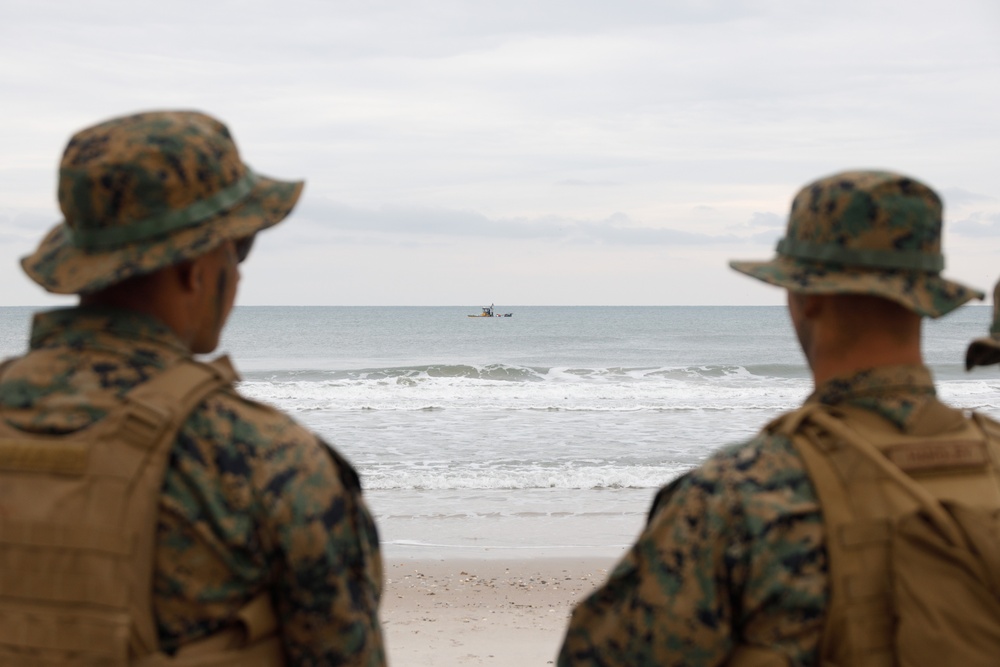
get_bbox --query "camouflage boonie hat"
[730,170,982,318]
[22,110,304,294]
[965,280,1000,369]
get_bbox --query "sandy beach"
[381,556,619,667]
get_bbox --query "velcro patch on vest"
[885,440,988,472]
[0,439,88,475]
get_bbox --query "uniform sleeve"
[155,390,386,666]
[557,469,744,667]
[255,426,386,667]
[557,435,827,667]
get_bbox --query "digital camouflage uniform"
[559,365,938,666]
[558,171,984,667]
[0,308,384,664]
[3,111,386,666]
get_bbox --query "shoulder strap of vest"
[769,404,859,664]
[787,403,970,547]
[121,355,239,657]
[120,356,239,449]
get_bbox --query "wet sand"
[381,557,617,666]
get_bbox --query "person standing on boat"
[0,111,385,666]
[559,170,1000,666]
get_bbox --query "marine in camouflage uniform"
[1,111,385,665]
[965,279,1000,370]
[558,171,984,666]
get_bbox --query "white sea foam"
[237,364,812,414]
[361,463,689,491]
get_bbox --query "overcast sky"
[2,0,998,307]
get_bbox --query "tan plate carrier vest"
[0,357,285,666]
[731,399,1000,667]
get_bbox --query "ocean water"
[2,305,999,558]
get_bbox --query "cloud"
[942,187,999,208]
[745,212,784,228]
[749,230,781,246]
[554,179,621,187]
[2,0,999,306]
[726,211,784,242]
[291,198,768,246]
[0,209,54,242]
[951,212,1000,238]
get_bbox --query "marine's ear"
[173,257,204,294]
[799,294,826,319]
[788,292,825,321]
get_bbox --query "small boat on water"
[468,304,513,318]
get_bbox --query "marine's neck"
[809,340,924,388]
[79,265,202,353]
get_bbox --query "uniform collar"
[808,364,937,430]
[30,306,191,359]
